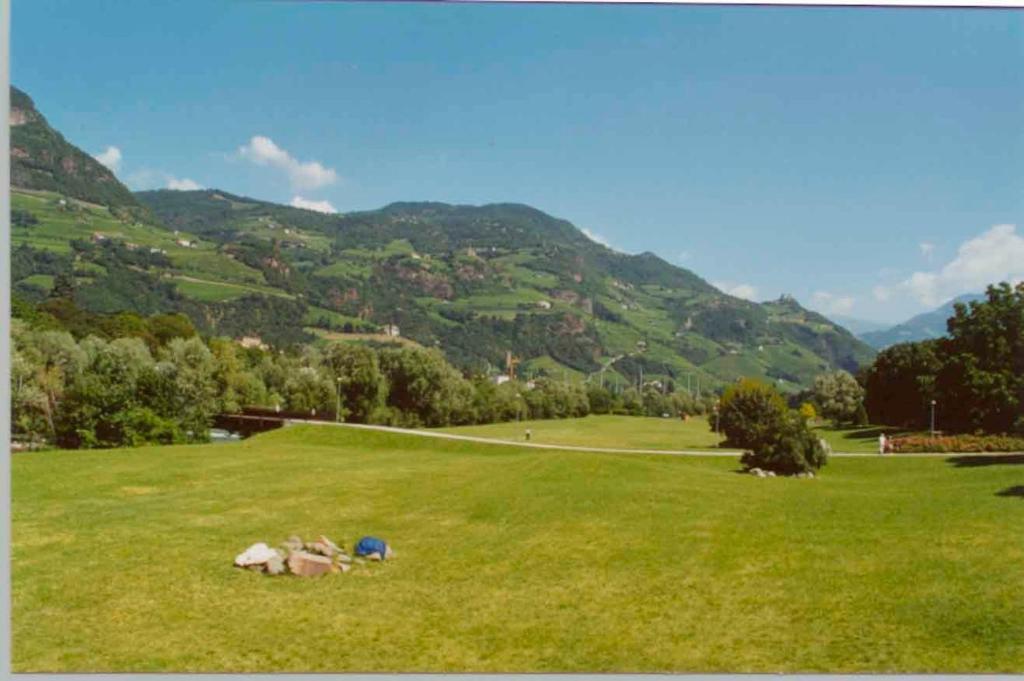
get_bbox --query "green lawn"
[444,415,914,455]
[441,414,732,451]
[12,424,1024,672]
[814,423,913,454]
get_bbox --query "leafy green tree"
[586,385,614,415]
[148,313,197,346]
[934,282,1024,433]
[323,343,388,422]
[208,338,270,413]
[282,366,336,416]
[49,268,76,300]
[10,346,49,443]
[619,387,643,416]
[862,340,941,428]
[55,336,156,448]
[812,370,866,426]
[716,378,788,449]
[379,347,475,427]
[159,337,218,441]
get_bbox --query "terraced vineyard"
[11,83,875,391]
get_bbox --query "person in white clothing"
[878,433,887,455]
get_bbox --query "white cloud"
[238,135,338,190]
[919,241,936,259]
[290,196,337,214]
[872,285,892,302]
[713,281,759,301]
[582,228,612,249]
[93,146,122,172]
[901,224,1024,306]
[166,177,202,191]
[811,290,856,315]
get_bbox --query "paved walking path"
[285,418,1018,459]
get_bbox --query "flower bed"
[890,434,1024,453]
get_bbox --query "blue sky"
[13,1,1024,323]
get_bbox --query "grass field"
[814,423,910,454]
[11,423,1024,673]
[442,414,733,451]
[442,414,904,454]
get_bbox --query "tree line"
[861,282,1023,435]
[11,304,717,450]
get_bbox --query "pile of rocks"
[746,467,815,479]
[234,534,382,577]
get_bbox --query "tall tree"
[812,370,866,426]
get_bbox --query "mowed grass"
[814,423,911,454]
[442,414,732,451]
[11,424,1024,673]
[445,415,916,455]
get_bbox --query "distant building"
[536,300,552,310]
[382,324,401,338]
[176,238,195,248]
[91,232,107,242]
[238,336,268,350]
[493,375,510,385]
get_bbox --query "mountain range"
[857,293,985,349]
[9,85,876,392]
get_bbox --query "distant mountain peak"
[859,292,986,349]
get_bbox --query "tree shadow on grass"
[946,454,1024,468]
[836,426,910,441]
[996,485,1024,499]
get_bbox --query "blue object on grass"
[355,536,388,558]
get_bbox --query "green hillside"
[10,87,142,211]
[10,85,875,391]
[136,189,874,390]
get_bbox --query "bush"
[813,370,866,426]
[889,434,1024,453]
[716,379,788,449]
[740,411,828,475]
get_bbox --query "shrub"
[716,379,788,449]
[813,370,866,426]
[889,434,1024,453]
[740,411,829,475]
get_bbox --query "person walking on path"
[878,433,887,456]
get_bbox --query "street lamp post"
[335,377,343,423]
[930,399,937,437]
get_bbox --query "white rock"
[234,542,278,567]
